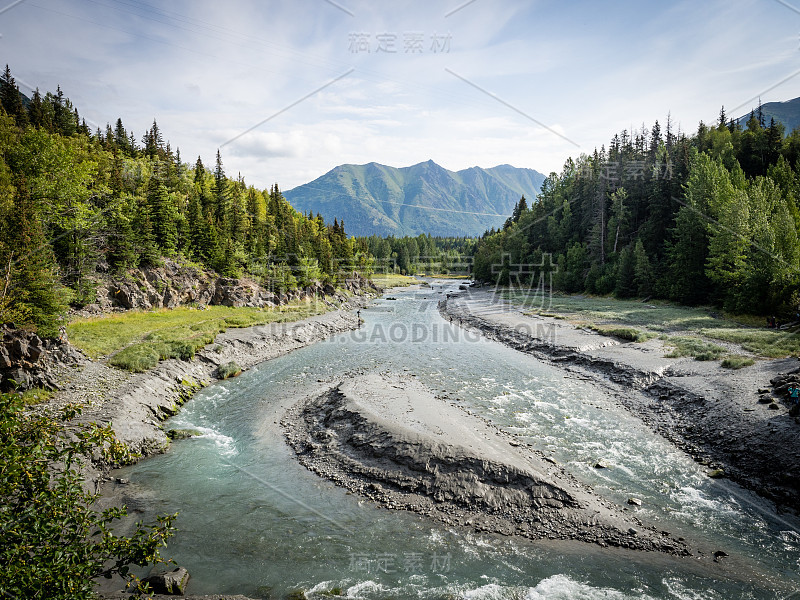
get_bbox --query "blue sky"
[3,0,800,189]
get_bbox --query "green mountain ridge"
[284,160,546,237]
[736,96,800,133]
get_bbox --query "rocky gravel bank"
[440,290,800,512]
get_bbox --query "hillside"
[736,96,800,133]
[284,160,546,237]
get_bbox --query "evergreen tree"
[0,65,27,127]
[0,178,68,337]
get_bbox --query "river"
[116,280,800,599]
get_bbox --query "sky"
[3,0,800,190]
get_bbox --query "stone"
[142,566,190,595]
[167,428,202,440]
[627,497,642,506]
[707,469,725,479]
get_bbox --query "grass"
[586,323,657,343]
[510,291,744,332]
[701,328,799,358]
[721,356,756,369]
[18,388,55,405]
[661,336,727,360]
[504,290,796,359]
[67,301,328,372]
[370,273,420,289]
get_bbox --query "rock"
[713,550,728,559]
[769,403,780,410]
[142,566,190,595]
[3,367,31,389]
[594,462,608,469]
[627,497,642,506]
[707,469,725,479]
[758,395,773,404]
[167,429,202,440]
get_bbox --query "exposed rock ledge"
[282,372,692,556]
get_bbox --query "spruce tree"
[0,65,27,127]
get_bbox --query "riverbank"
[440,288,800,511]
[39,295,371,503]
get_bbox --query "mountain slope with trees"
[472,109,800,316]
[284,160,546,237]
[0,65,372,340]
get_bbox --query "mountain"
[283,160,546,237]
[736,97,800,134]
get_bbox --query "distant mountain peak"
[284,161,545,237]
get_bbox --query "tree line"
[472,107,800,316]
[363,234,476,275]
[0,65,371,338]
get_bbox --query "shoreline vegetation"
[499,289,799,360]
[67,301,332,373]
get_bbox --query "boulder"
[142,566,190,595]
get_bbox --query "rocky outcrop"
[142,567,190,595]
[0,324,83,392]
[89,259,377,313]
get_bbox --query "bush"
[217,361,242,380]
[0,393,176,599]
[721,356,755,369]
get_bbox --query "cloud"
[5,0,800,190]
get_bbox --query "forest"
[0,66,371,338]
[361,234,476,275]
[472,108,800,316]
[3,58,799,342]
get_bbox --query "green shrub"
[721,356,755,369]
[217,361,242,380]
[0,393,176,599]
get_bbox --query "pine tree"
[27,88,44,129]
[0,65,27,127]
[633,238,653,297]
[147,177,177,255]
[1,178,68,337]
[213,150,228,230]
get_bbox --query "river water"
[117,281,800,599]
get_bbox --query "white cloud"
[5,0,800,191]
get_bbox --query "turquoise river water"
[116,280,800,599]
